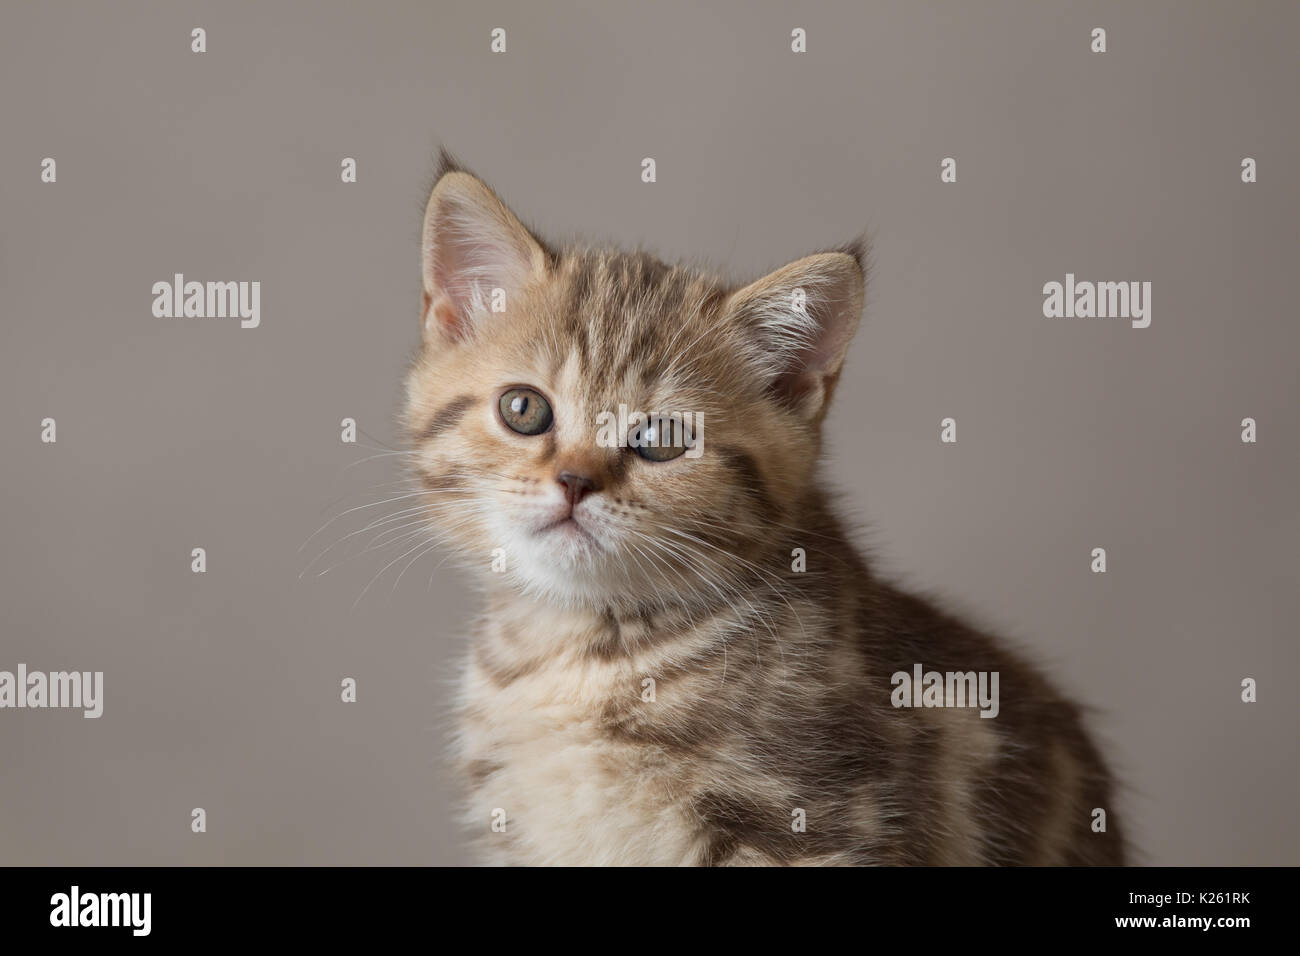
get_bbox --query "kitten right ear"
[723,243,866,424]
[420,155,549,342]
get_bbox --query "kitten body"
[407,155,1125,866]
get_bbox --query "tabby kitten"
[405,153,1125,866]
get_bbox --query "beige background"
[1,0,1297,866]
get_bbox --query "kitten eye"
[498,387,554,435]
[632,415,690,462]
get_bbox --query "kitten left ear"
[723,244,866,423]
[421,155,550,343]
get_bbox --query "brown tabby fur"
[403,152,1125,866]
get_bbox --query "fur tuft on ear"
[724,242,868,422]
[433,146,466,181]
[420,155,550,343]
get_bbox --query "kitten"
[404,152,1126,866]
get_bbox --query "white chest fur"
[457,653,703,866]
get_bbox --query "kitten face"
[405,156,865,609]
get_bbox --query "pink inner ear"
[428,293,471,341]
[428,201,483,315]
[424,190,540,338]
[803,306,854,375]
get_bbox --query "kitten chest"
[458,653,705,866]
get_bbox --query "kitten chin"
[405,152,1126,866]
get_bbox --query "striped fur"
[404,157,1125,866]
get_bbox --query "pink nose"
[557,472,597,506]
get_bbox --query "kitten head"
[404,154,865,609]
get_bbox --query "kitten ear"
[420,155,549,342]
[724,244,866,422]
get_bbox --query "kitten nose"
[557,471,597,507]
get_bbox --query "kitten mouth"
[539,515,599,546]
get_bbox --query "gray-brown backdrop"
[2,0,1297,865]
